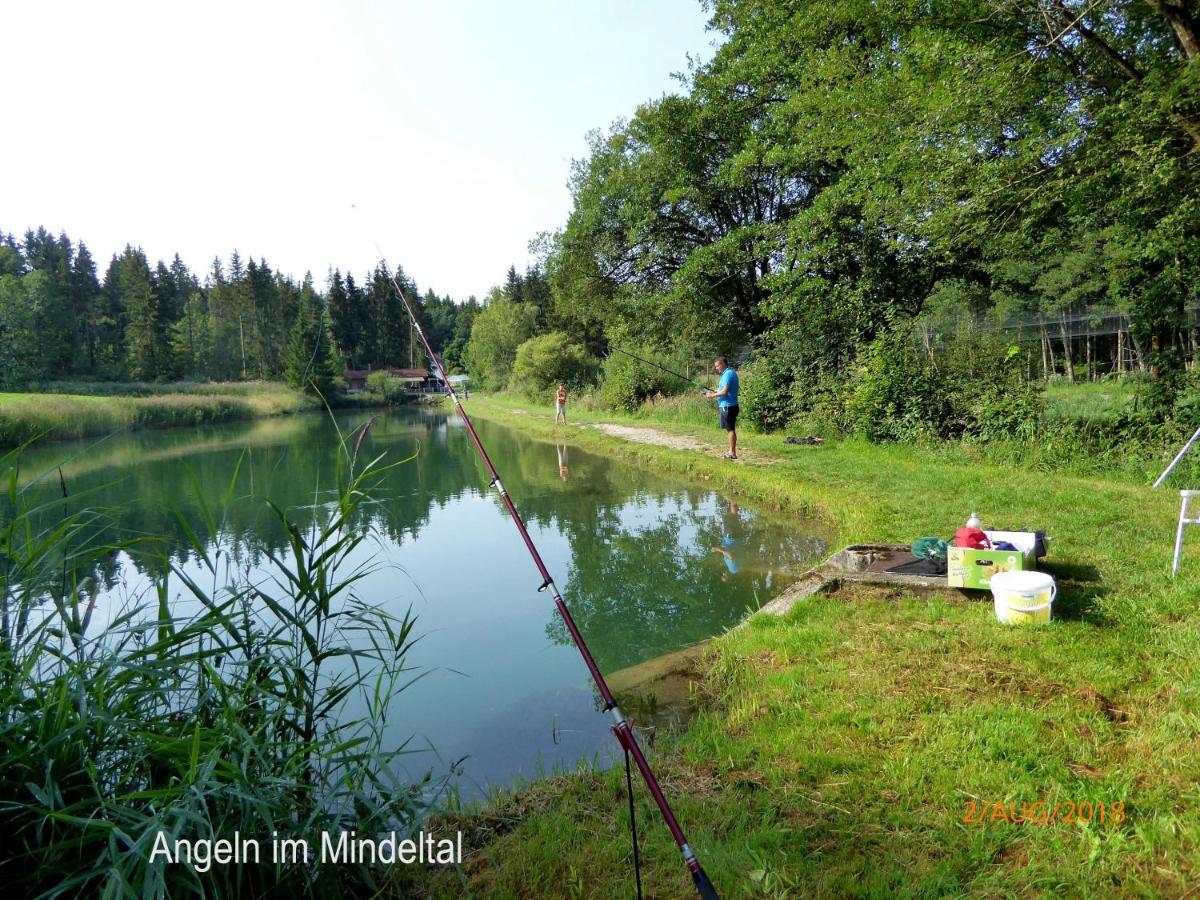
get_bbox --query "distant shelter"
[343,367,442,393]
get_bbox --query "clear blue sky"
[2,0,717,299]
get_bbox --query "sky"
[1,0,717,300]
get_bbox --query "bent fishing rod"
[377,255,720,900]
[609,346,710,394]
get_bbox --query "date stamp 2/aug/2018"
[962,801,1125,826]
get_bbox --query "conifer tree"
[172,289,211,376]
[71,242,101,372]
[327,269,357,365]
[120,246,169,381]
[285,273,338,395]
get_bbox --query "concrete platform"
[609,544,964,718]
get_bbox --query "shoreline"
[0,384,392,449]
[402,393,1198,898]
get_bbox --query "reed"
[0,424,432,897]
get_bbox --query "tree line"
[514,0,1200,431]
[0,227,481,393]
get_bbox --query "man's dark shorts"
[719,405,739,431]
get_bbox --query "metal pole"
[1153,423,1200,488]
[378,257,719,899]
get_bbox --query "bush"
[946,339,1044,443]
[509,332,600,401]
[599,348,694,412]
[366,371,408,405]
[464,300,539,391]
[737,354,795,432]
[844,332,955,441]
[830,330,1047,443]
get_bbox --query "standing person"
[704,356,739,459]
[554,383,568,424]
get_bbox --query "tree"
[0,273,42,387]
[285,274,338,395]
[326,269,357,364]
[119,246,169,381]
[464,292,539,390]
[510,331,600,399]
[71,242,101,372]
[172,289,212,377]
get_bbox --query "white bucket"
[989,570,1055,625]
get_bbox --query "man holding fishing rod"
[610,347,741,460]
[705,356,739,460]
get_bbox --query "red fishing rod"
[377,256,719,899]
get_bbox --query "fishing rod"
[609,346,711,393]
[376,254,720,899]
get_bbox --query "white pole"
[1154,423,1200,488]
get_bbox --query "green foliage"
[285,276,339,396]
[119,245,171,381]
[509,331,599,400]
[737,354,794,433]
[598,348,696,413]
[0,274,41,388]
[366,370,408,405]
[840,330,1045,443]
[844,332,955,442]
[0,434,432,896]
[464,296,539,391]
[0,226,475,391]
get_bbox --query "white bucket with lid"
[989,570,1055,624]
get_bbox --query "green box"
[947,531,1038,589]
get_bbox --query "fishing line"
[364,230,720,899]
[608,346,711,393]
[625,747,644,900]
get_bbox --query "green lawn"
[399,394,1199,898]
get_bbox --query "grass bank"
[0,381,318,446]
[405,393,1199,898]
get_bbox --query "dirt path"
[586,422,779,463]
[588,423,717,454]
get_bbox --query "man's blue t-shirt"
[717,368,739,408]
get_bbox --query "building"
[343,367,441,393]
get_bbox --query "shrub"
[737,354,795,432]
[366,371,408,405]
[833,330,1047,443]
[599,348,693,412]
[464,300,539,391]
[509,332,600,401]
[844,332,954,441]
[946,339,1045,443]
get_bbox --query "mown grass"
[0,381,317,447]
[400,393,1200,898]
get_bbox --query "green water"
[17,407,825,796]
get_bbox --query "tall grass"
[0,425,432,897]
[0,384,315,447]
[545,387,715,429]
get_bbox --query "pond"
[15,407,825,798]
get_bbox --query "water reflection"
[11,408,825,795]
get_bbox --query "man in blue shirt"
[704,355,740,459]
